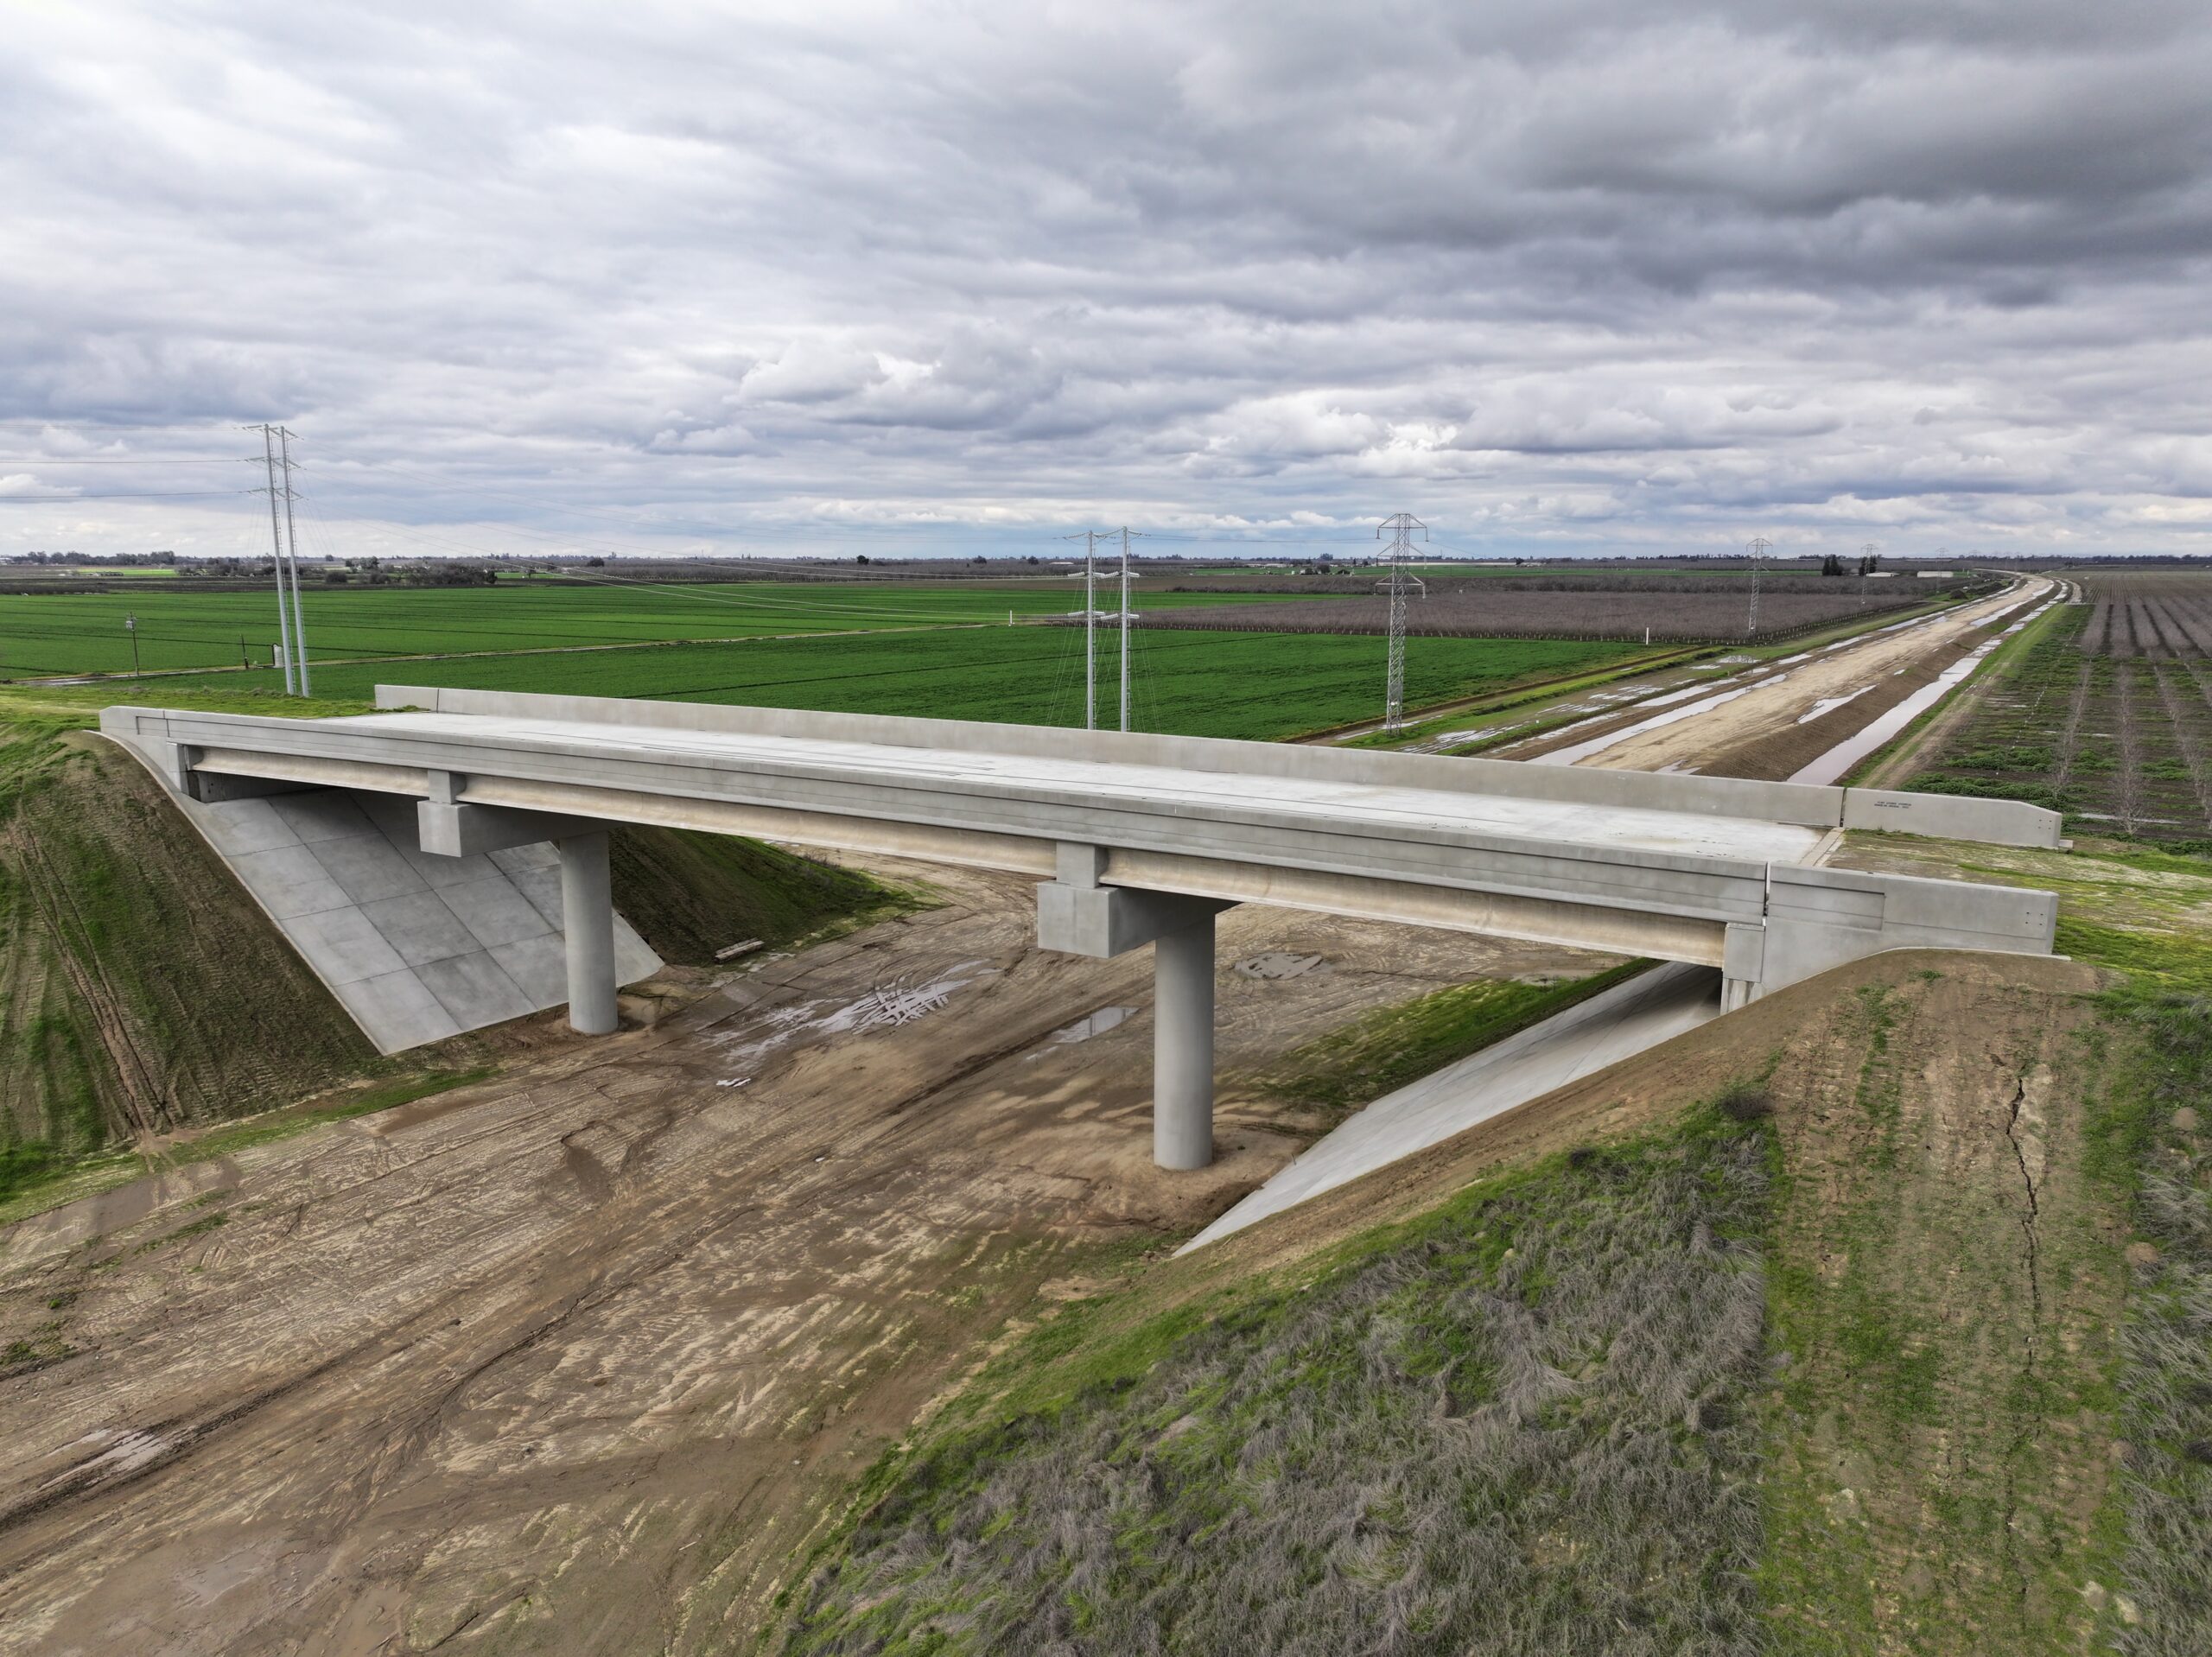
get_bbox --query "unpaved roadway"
[0,860,1605,1655]
[1502,576,2053,779]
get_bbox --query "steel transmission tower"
[278,427,310,695]
[247,422,310,695]
[251,424,296,693]
[1746,535,1771,638]
[1377,512,1427,732]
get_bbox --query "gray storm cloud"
[0,0,2207,558]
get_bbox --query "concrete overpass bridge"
[103,686,2063,1170]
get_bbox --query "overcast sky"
[3,0,2209,561]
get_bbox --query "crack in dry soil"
[1998,1073,2046,1609]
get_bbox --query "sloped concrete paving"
[104,733,657,1051]
[1183,961,1722,1251]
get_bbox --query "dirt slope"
[1251,949,2127,1653]
[1758,955,2125,1654]
[785,948,2125,1655]
[0,860,1600,1654]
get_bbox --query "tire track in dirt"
[2050,654,2092,797]
[2116,661,2144,835]
[0,863,1614,1654]
[4,819,174,1140]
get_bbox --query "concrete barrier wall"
[374,684,1852,828]
[372,684,2063,848]
[1841,788,2063,849]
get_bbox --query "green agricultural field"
[0,579,1294,681]
[141,626,1638,742]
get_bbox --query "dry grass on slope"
[2111,994,2212,1656]
[784,1110,1774,1657]
[767,949,2131,1657]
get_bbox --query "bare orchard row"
[1122,582,1939,644]
[1909,588,2212,844]
[2075,570,2212,658]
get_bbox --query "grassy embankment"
[1248,959,1652,1127]
[760,834,2212,1655]
[0,684,905,1222]
[0,688,385,1192]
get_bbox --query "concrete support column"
[1033,860,1233,1171]
[1153,912,1217,1171]
[558,830,619,1036]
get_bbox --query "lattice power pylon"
[1377,512,1427,732]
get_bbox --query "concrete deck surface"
[345,711,1832,867]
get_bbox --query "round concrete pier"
[558,830,620,1036]
[1153,916,1216,1170]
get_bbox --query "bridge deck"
[338,711,1831,868]
[101,690,2059,1076]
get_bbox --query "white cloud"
[0,0,2206,559]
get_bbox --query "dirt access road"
[1500,575,2054,780]
[0,859,1604,1655]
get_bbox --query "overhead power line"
[1097,526,1146,732]
[1065,528,1106,730]
[0,489,252,501]
[279,426,309,694]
